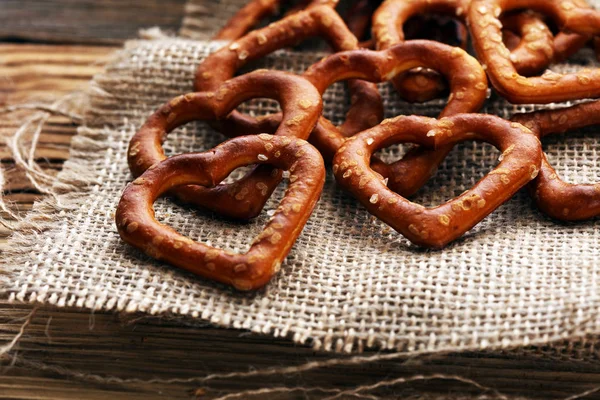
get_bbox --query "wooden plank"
[0,44,115,104]
[0,0,188,45]
[0,43,115,242]
[0,302,599,399]
[0,43,115,182]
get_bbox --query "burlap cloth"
[2,1,600,356]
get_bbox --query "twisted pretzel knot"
[303,40,488,196]
[512,100,600,221]
[117,135,326,291]
[333,114,542,248]
[128,70,322,220]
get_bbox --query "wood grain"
[0,43,115,240]
[0,0,187,45]
[1,301,600,400]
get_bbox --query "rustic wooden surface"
[0,0,187,44]
[1,1,600,399]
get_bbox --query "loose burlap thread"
[1,2,600,356]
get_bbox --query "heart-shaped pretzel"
[117,135,326,291]
[128,70,323,220]
[372,0,557,102]
[333,114,542,248]
[469,0,600,104]
[512,100,600,220]
[303,40,488,196]
[195,4,383,138]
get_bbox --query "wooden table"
[1,2,600,399]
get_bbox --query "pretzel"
[195,4,383,138]
[502,12,590,69]
[512,100,600,221]
[333,114,542,248]
[128,70,323,220]
[469,0,600,104]
[213,0,280,40]
[213,0,340,40]
[303,40,488,196]
[117,135,325,291]
[373,0,588,102]
[500,12,555,76]
[372,0,556,102]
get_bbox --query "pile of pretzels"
[115,0,600,291]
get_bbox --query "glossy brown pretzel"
[128,70,323,220]
[195,4,383,138]
[373,0,470,103]
[333,114,542,248]
[469,0,600,104]
[512,100,600,221]
[213,0,280,40]
[117,135,326,291]
[213,0,340,41]
[372,0,560,102]
[303,40,488,196]
[500,11,555,76]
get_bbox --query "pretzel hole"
[418,142,502,205]
[233,97,282,120]
[543,128,600,185]
[160,123,268,188]
[417,142,501,204]
[152,177,287,254]
[374,139,501,209]
[162,122,226,158]
[372,142,411,164]
[323,81,354,126]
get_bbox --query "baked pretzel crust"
[196,4,383,137]
[372,0,563,102]
[333,114,542,248]
[469,0,600,104]
[512,100,600,220]
[128,70,323,220]
[303,40,488,196]
[117,135,326,291]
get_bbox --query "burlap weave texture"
[2,6,600,353]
